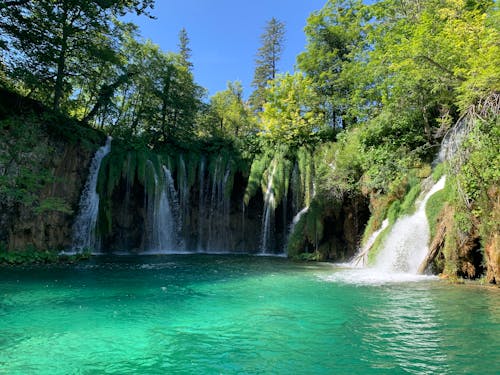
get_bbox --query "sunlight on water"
[322,264,438,285]
[0,256,498,374]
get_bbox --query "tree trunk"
[83,71,135,123]
[53,7,69,111]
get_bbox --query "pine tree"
[249,17,285,112]
[178,27,193,71]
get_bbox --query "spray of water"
[71,137,112,252]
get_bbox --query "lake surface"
[0,255,498,374]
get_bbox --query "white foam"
[320,266,438,286]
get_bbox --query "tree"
[297,0,368,128]
[0,0,154,110]
[259,72,324,147]
[249,17,286,112]
[177,27,193,71]
[97,35,203,143]
[201,81,254,138]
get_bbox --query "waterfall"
[373,176,446,273]
[287,206,309,238]
[291,162,301,215]
[434,116,469,165]
[197,157,206,251]
[260,162,277,254]
[72,136,112,252]
[144,164,181,252]
[197,157,232,252]
[178,155,190,236]
[350,219,389,268]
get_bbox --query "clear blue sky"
[128,0,328,98]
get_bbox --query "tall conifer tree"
[178,27,193,71]
[250,17,285,112]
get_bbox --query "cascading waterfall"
[434,116,469,165]
[374,176,446,273]
[197,157,232,252]
[349,116,467,275]
[286,161,316,251]
[72,136,112,252]
[350,219,389,268]
[144,163,181,252]
[287,206,309,241]
[178,155,190,235]
[260,162,277,254]
[197,157,206,251]
[291,162,301,215]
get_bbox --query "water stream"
[71,137,112,252]
[351,219,389,268]
[144,164,181,253]
[374,176,446,274]
[260,161,277,254]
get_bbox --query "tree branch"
[83,70,135,123]
[415,55,466,82]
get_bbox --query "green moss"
[34,197,73,215]
[298,251,322,261]
[286,196,329,258]
[0,248,91,265]
[244,153,271,205]
[387,200,401,224]
[432,163,446,182]
[367,225,391,265]
[399,183,421,216]
[286,216,306,258]
[426,190,447,239]
[297,147,314,207]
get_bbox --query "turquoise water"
[0,255,499,374]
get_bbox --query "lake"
[0,255,498,374]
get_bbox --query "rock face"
[484,188,500,283]
[485,234,500,284]
[0,88,102,251]
[101,169,264,253]
[7,140,97,251]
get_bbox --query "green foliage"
[0,247,91,265]
[297,147,314,207]
[244,153,272,206]
[249,17,286,111]
[34,197,73,215]
[432,163,446,182]
[177,27,193,71]
[0,1,154,110]
[387,200,401,225]
[287,197,333,258]
[199,81,256,139]
[399,184,421,216]
[287,215,307,258]
[0,113,83,216]
[304,199,325,247]
[314,130,363,200]
[457,117,500,208]
[259,73,324,147]
[298,0,369,128]
[104,37,203,144]
[367,225,391,265]
[426,190,447,240]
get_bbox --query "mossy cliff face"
[7,143,96,251]
[102,171,264,253]
[0,88,103,251]
[287,193,370,261]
